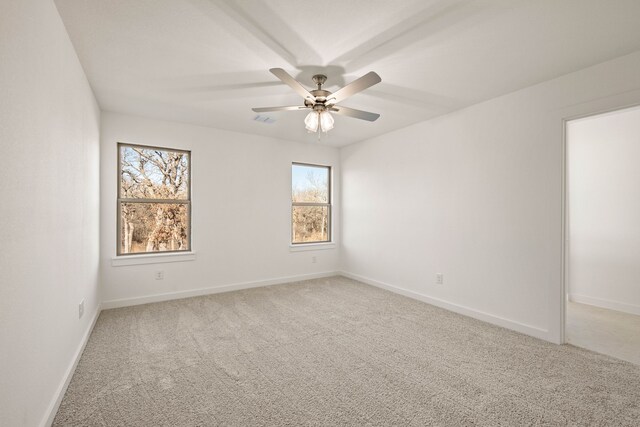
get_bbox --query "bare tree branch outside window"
[118,143,191,255]
[292,163,331,244]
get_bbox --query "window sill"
[289,242,336,252]
[111,251,196,267]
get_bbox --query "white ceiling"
[54,0,640,147]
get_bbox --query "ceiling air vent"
[253,115,276,124]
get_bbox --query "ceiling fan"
[252,68,382,133]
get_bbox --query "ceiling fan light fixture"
[320,111,334,132]
[253,68,381,135]
[304,111,319,132]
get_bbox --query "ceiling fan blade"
[330,105,380,122]
[252,106,308,112]
[326,71,381,104]
[270,68,315,102]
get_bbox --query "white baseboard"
[569,293,640,316]
[339,271,550,342]
[41,305,101,427]
[101,271,340,310]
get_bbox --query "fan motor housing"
[305,89,332,108]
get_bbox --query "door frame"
[560,102,640,344]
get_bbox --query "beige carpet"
[54,276,640,426]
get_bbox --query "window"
[291,163,331,244]
[118,143,191,255]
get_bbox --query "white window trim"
[112,251,196,267]
[289,242,336,252]
[291,162,333,246]
[117,142,192,257]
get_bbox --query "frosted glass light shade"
[304,111,319,132]
[320,111,334,132]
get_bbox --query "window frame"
[291,162,332,245]
[116,142,192,256]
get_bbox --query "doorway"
[565,105,640,365]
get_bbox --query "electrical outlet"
[78,299,85,319]
[435,273,444,285]
[155,271,164,280]
[311,256,317,264]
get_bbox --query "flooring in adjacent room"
[54,277,640,426]
[566,301,640,366]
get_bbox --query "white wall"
[568,106,640,315]
[100,112,340,305]
[0,1,100,426]
[340,50,640,343]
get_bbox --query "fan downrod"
[305,74,331,107]
[312,74,327,89]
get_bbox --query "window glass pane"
[120,202,189,254]
[292,164,329,203]
[120,146,189,200]
[292,205,329,243]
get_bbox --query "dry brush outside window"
[118,143,191,255]
[292,163,331,244]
